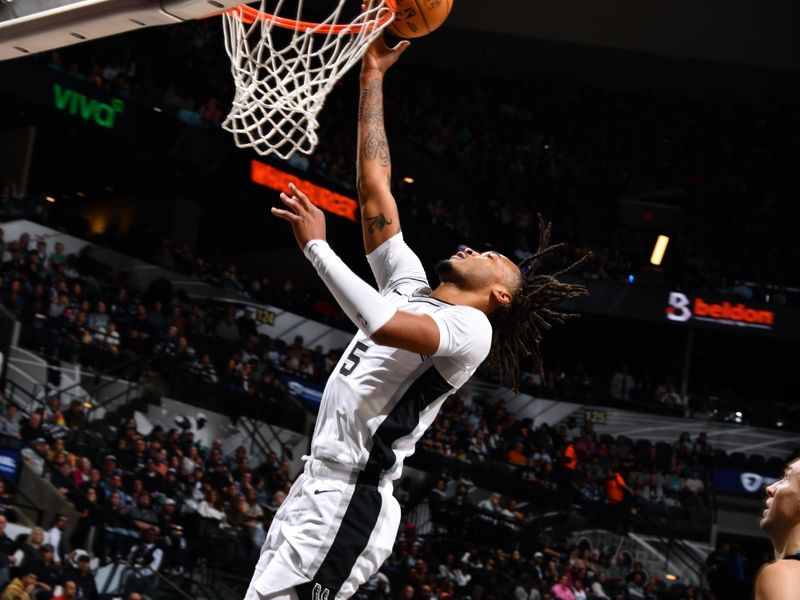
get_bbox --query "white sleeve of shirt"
[48,528,61,562]
[150,546,164,572]
[365,232,429,294]
[429,305,492,369]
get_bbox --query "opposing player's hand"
[360,30,410,76]
[271,183,327,249]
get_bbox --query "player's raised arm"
[272,183,442,355]
[357,34,410,254]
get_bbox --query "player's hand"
[272,183,327,250]
[361,31,410,77]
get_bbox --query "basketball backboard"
[0,0,244,61]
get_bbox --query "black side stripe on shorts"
[297,365,453,600]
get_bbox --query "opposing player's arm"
[357,35,410,254]
[755,562,798,600]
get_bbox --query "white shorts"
[245,458,401,600]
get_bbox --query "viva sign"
[52,83,124,129]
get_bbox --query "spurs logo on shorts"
[312,583,330,600]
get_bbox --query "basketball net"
[222,0,395,159]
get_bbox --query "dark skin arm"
[272,183,441,355]
[356,33,410,254]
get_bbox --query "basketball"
[387,0,453,38]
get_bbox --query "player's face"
[761,459,800,535]
[436,248,519,299]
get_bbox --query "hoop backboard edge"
[0,0,243,62]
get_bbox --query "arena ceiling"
[448,0,800,71]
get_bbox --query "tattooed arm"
[357,35,410,254]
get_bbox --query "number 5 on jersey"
[339,341,369,376]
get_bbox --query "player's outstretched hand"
[272,182,327,250]
[361,30,410,77]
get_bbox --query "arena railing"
[14,317,306,461]
[405,477,710,591]
[407,448,713,541]
[98,561,194,600]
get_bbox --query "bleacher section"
[0,217,790,600]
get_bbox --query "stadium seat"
[766,456,786,476]
[634,439,652,462]
[712,449,729,468]
[728,452,747,470]
[747,454,766,473]
[655,441,673,464]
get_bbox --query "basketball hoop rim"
[226,1,397,34]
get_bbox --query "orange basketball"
[387,0,454,38]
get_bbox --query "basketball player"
[755,458,800,599]
[244,34,588,600]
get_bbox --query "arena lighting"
[250,160,358,222]
[650,235,670,266]
[45,196,56,203]
[403,177,415,184]
[665,574,679,582]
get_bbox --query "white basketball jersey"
[309,233,492,482]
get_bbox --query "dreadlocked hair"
[484,215,592,391]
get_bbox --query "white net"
[222,0,395,159]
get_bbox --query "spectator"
[45,515,69,564]
[50,463,77,498]
[0,515,14,590]
[589,572,610,599]
[0,404,21,439]
[684,472,705,496]
[551,574,575,600]
[51,580,77,600]
[0,570,37,600]
[626,572,646,599]
[477,492,505,521]
[507,442,528,466]
[215,311,239,341]
[65,555,97,600]
[197,489,227,524]
[640,474,666,511]
[20,413,45,443]
[609,365,635,403]
[125,528,162,597]
[29,544,61,600]
[128,493,158,532]
[21,438,49,477]
[514,574,540,600]
[605,468,632,531]
[48,243,66,267]
[15,528,45,570]
[88,301,109,331]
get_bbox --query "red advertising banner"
[250,160,358,222]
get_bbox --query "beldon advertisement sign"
[666,292,776,331]
[560,279,798,340]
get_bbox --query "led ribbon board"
[250,160,358,222]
